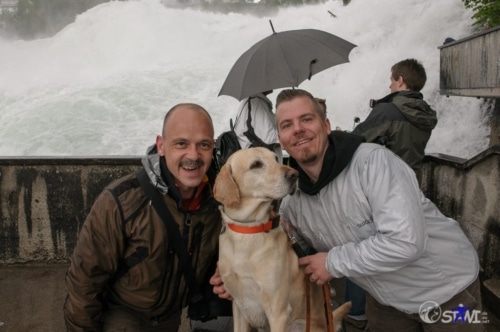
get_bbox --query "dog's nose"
[285,168,299,181]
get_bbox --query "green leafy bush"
[463,0,500,28]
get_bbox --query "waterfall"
[0,0,490,158]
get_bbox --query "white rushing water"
[0,0,492,158]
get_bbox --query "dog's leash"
[322,284,335,332]
[283,225,335,332]
[306,279,311,332]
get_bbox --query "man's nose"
[186,144,200,157]
[292,121,304,133]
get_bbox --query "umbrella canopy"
[219,27,357,101]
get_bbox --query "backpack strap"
[135,169,205,307]
[107,179,150,284]
[243,96,277,150]
[112,246,149,283]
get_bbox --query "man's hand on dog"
[210,267,234,301]
[299,253,333,285]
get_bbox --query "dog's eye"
[250,160,263,169]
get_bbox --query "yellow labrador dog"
[213,147,351,332]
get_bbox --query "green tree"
[463,0,500,28]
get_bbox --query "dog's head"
[214,147,298,209]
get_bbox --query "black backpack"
[214,97,277,171]
[213,119,241,172]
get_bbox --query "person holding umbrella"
[218,24,357,168]
[232,89,282,162]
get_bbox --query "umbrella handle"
[308,59,318,80]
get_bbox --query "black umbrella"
[219,21,357,101]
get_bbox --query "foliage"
[463,0,500,28]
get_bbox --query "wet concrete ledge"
[0,156,142,264]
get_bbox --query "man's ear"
[156,135,164,156]
[398,76,407,90]
[325,118,332,132]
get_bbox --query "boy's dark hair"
[391,58,427,92]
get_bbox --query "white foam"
[0,0,489,158]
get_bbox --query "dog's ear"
[213,163,241,208]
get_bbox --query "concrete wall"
[2,148,500,273]
[0,157,141,264]
[420,145,500,280]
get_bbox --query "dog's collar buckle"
[226,215,281,234]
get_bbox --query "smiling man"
[275,89,482,332]
[64,103,222,331]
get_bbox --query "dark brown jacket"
[64,151,221,331]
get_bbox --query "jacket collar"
[141,143,217,211]
[374,90,423,105]
[289,131,365,195]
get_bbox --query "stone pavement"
[0,264,499,332]
[0,264,68,332]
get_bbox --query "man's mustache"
[180,159,204,168]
